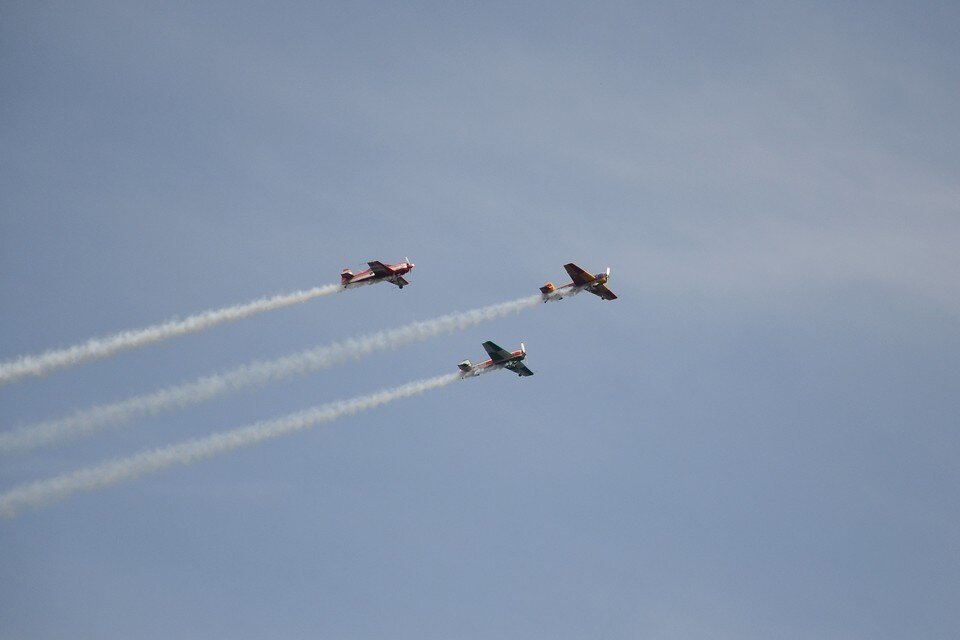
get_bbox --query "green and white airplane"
[458,341,534,378]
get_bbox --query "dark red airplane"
[341,259,415,289]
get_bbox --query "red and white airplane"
[458,341,534,378]
[341,259,415,289]
[540,262,617,302]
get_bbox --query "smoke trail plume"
[0,284,342,387]
[0,373,459,517]
[542,286,585,303]
[0,295,540,453]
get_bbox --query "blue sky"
[2,1,958,638]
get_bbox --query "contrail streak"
[0,284,342,387]
[0,373,460,517]
[0,295,540,453]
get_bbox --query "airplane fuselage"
[541,272,609,301]
[458,349,526,378]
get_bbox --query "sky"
[1,1,958,638]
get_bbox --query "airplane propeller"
[606,266,611,277]
[520,342,526,355]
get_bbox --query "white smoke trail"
[460,363,511,379]
[0,295,540,453]
[0,284,342,387]
[542,286,585,303]
[0,372,459,517]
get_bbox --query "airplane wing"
[391,276,410,288]
[367,260,393,276]
[563,262,595,286]
[482,341,514,363]
[589,283,618,300]
[507,362,535,377]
